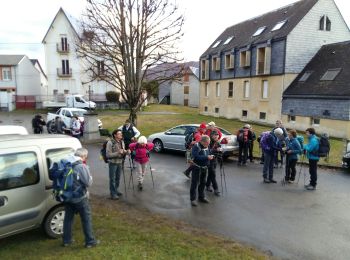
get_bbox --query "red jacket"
[129,142,154,164]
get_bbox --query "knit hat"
[274,128,283,136]
[244,124,251,129]
[199,122,207,129]
[208,121,216,126]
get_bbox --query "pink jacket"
[129,142,154,164]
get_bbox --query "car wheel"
[153,139,164,153]
[43,206,65,239]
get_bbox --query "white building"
[42,8,115,103]
[0,55,43,111]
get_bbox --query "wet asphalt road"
[85,143,350,260]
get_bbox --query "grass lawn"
[0,197,270,259]
[99,104,345,167]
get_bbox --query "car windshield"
[71,110,86,117]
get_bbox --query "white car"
[147,124,238,157]
[0,125,28,135]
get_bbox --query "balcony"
[56,43,70,53]
[57,68,72,77]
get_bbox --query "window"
[259,112,266,120]
[240,50,251,67]
[288,115,296,122]
[53,89,58,95]
[46,148,75,172]
[242,110,248,118]
[271,20,287,31]
[0,152,39,191]
[320,15,331,31]
[97,60,105,75]
[320,68,341,81]
[256,47,271,75]
[261,80,268,99]
[184,86,189,94]
[169,126,187,135]
[212,40,221,48]
[64,89,69,94]
[204,106,208,112]
[243,81,250,98]
[311,118,320,126]
[2,67,12,81]
[253,26,266,36]
[299,71,313,82]
[228,82,234,98]
[61,37,68,51]
[216,82,220,97]
[201,59,209,80]
[223,36,234,45]
[61,60,70,75]
[225,54,234,69]
[204,83,209,97]
[183,73,189,82]
[212,57,220,71]
[215,107,220,114]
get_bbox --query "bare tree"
[76,0,184,125]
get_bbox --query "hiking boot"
[305,184,316,190]
[288,180,294,184]
[85,240,100,249]
[269,179,277,183]
[198,197,210,203]
[214,190,221,196]
[116,191,123,196]
[183,171,190,179]
[263,178,271,183]
[138,183,143,191]
[191,200,198,207]
[206,186,213,192]
[110,195,119,200]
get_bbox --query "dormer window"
[223,36,234,45]
[271,20,287,31]
[299,71,313,82]
[212,40,221,48]
[319,15,331,31]
[320,68,341,81]
[252,26,266,37]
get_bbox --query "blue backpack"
[49,159,82,202]
[296,135,304,154]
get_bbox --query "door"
[162,126,188,150]
[0,147,46,238]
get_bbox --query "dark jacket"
[265,133,282,155]
[192,142,210,167]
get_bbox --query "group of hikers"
[32,114,83,138]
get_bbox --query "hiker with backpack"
[205,121,222,139]
[106,129,129,200]
[283,129,302,183]
[261,128,284,183]
[190,135,214,206]
[206,131,222,196]
[59,148,99,248]
[32,114,46,134]
[272,120,288,167]
[236,124,253,166]
[71,116,81,139]
[248,126,256,163]
[183,122,207,178]
[119,119,140,149]
[129,136,154,191]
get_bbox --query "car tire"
[153,139,164,153]
[43,206,65,239]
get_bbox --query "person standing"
[71,116,81,139]
[284,129,302,183]
[272,120,288,167]
[206,131,221,196]
[129,136,154,191]
[248,126,256,162]
[106,129,128,200]
[205,121,222,139]
[54,116,67,134]
[237,124,253,166]
[261,128,284,183]
[119,119,140,149]
[190,135,214,206]
[303,128,319,190]
[62,148,99,248]
[32,114,46,134]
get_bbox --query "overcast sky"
[0,0,349,69]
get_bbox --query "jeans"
[190,167,207,201]
[285,158,297,181]
[206,162,218,191]
[109,162,122,197]
[63,197,96,246]
[238,143,248,164]
[309,159,318,187]
[263,152,274,180]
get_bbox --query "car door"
[62,109,72,127]
[162,126,188,151]
[0,147,46,238]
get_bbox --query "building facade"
[199,0,350,124]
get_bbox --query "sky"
[0,0,349,69]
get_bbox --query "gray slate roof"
[200,0,318,58]
[0,55,25,66]
[283,40,350,98]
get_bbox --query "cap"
[244,124,251,129]
[274,128,283,136]
[208,121,216,126]
[199,123,207,129]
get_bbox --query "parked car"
[342,141,350,168]
[43,94,96,109]
[147,124,238,157]
[0,134,81,239]
[0,125,28,135]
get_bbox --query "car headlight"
[343,153,350,159]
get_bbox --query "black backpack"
[318,135,330,157]
[100,141,109,163]
[185,131,195,149]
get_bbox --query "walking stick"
[122,161,127,197]
[148,160,155,188]
[281,152,288,186]
[296,154,305,184]
[219,156,227,194]
[127,155,135,191]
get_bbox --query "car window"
[169,126,187,135]
[72,110,85,117]
[218,127,231,135]
[56,109,61,115]
[185,126,197,135]
[0,152,39,191]
[46,148,75,173]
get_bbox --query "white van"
[0,135,81,239]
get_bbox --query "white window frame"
[228,82,234,98]
[253,26,266,36]
[2,67,12,81]
[243,81,250,99]
[271,20,287,31]
[261,80,268,99]
[212,40,221,48]
[223,36,234,45]
[216,82,220,97]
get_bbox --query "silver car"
[147,124,238,156]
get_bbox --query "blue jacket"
[192,143,210,167]
[286,137,302,161]
[304,134,319,161]
[265,133,282,155]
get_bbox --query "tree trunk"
[129,109,138,127]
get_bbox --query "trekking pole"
[219,156,227,194]
[148,160,155,189]
[122,161,127,198]
[296,154,304,184]
[128,155,135,191]
[281,152,288,186]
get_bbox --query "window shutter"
[216,57,221,71]
[230,54,235,68]
[246,51,251,67]
[264,47,271,74]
